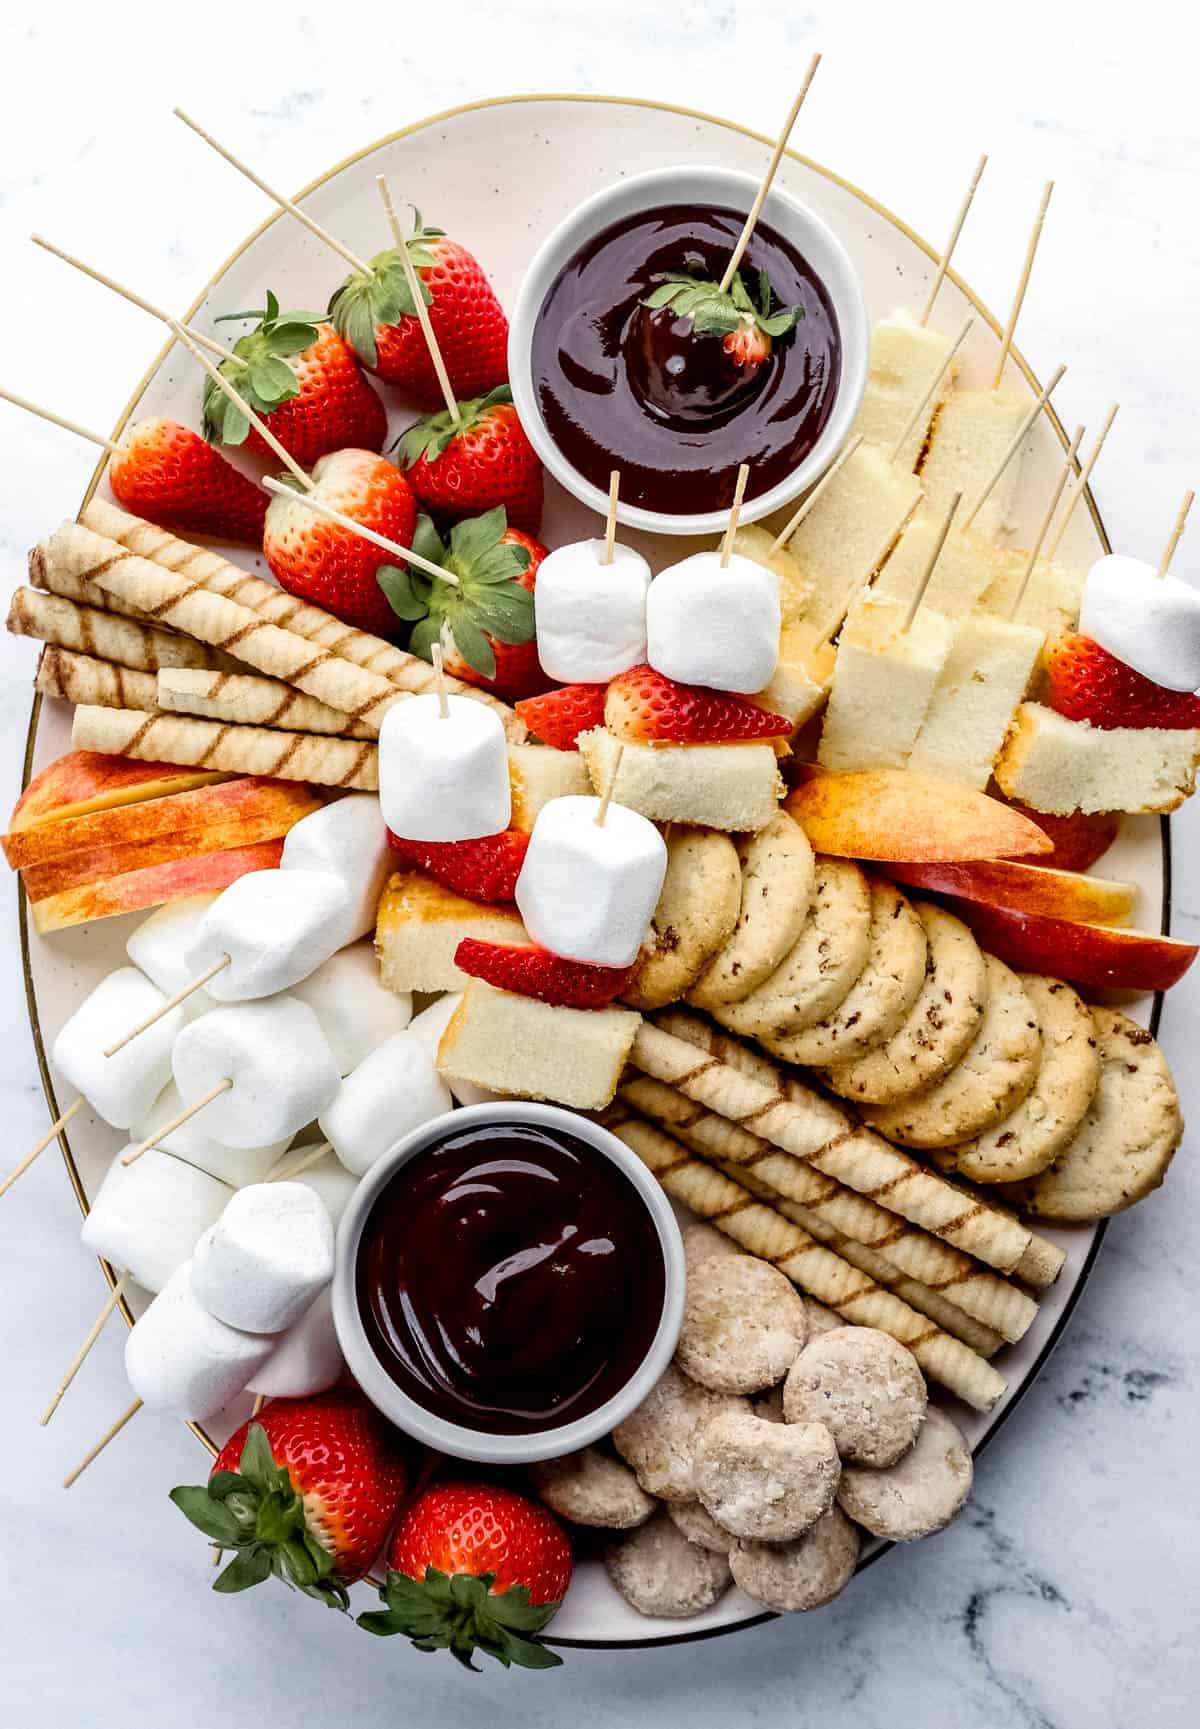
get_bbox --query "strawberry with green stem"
[630,264,802,417]
[396,384,543,534]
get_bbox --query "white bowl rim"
[331,1100,685,1464]
[508,161,869,537]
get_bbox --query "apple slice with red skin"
[785,768,1051,863]
[28,837,286,935]
[8,751,230,837]
[940,895,1197,993]
[997,800,1120,874]
[879,859,1137,928]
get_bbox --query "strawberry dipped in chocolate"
[627,264,800,421]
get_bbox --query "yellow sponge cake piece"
[438,979,642,1110]
[757,621,837,733]
[852,311,958,472]
[977,549,1085,638]
[872,506,998,618]
[908,615,1044,789]
[788,443,923,641]
[733,524,810,626]
[919,387,1030,539]
[818,597,955,771]
[376,870,527,994]
[507,744,590,831]
[578,728,783,831]
[994,703,1200,814]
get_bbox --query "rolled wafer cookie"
[609,1111,1006,1412]
[157,667,375,739]
[72,704,378,791]
[28,543,157,622]
[8,587,214,672]
[36,646,159,714]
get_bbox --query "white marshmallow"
[80,1148,232,1294]
[125,1261,273,1419]
[131,1083,292,1188]
[246,1289,344,1399]
[191,1181,335,1334]
[185,869,353,1002]
[535,539,652,683]
[126,894,221,1013]
[407,993,499,1104]
[319,1029,452,1177]
[1080,553,1200,692]
[278,1146,359,1226]
[288,941,413,1074]
[52,968,185,1130]
[646,551,781,692]
[515,794,667,968]
[280,795,391,944]
[172,996,341,1148]
[378,693,511,842]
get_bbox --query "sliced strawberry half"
[605,664,792,745]
[454,938,635,1008]
[387,830,528,904]
[515,683,609,751]
[1045,633,1200,730]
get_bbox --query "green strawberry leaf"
[213,1547,273,1594]
[409,616,443,663]
[269,321,322,356]
[729,273,755,314]
[220,400,252,446]
[205,1470,246,1501]
[237,1423,278,1494]
[247,353,300,405]
[448,615,496,680]
[377,563,430,622]
[757,305,803,337]
[168,1486,242,1546]
[355,1570,563,1671]
[410,513,448,567]
[449,505,507,565]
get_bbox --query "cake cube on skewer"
[375,870,527,994]
[578,729,783,832]
[993,702,1200,814]
[817,597,955,771]
[907,615,1045,789]
[787,443,924,641]
[871,506,998,619]
[507,743,591,832]
[851,311,959,472]
[732,525,811,625]
[757,622,838,732]
[976,548,1085,638]
[918,388,1031,540]
[437,979,641,1110]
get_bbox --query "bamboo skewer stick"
[604,470,621,564]
[121,1080,233,1166]
[259,475,460,589]
[1047,402,1119,557]
[902,491,961,631]
[376,174,459,426]
[0,385,120,455]
[266,1141,333,1183]
[595,743,626,827]
[961,361,1067,530]
[1009,425,1085,620]
[1156,488,1195,578]
[719,464,750,567]
[63,1398,143,1488]
[0,1097,83,1199]
[813,581,869,650]
[39,1272,133,1425]
[887,316,974,464]
[31,236,240,363]
[102,955,231,1058]
[719,56,821,293]
[992,179,1054,389]
[170,323,310,490]
[251,1393,266,1418]
[769,434,863,553]
[430,641,451,720]
[919,152,988,326]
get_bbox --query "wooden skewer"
[212,1545,223,1567]
[719,55,821,293]
[1047,402,1119,557]
[63,1397,143,1489]
[961,361,1067,531]
[594,744,626,827]
[431,641,451,720]
[769,434,863,553]
[102,955,231,1059]
[1009,424,1085,621]
[919,152,988,326]
[1,1096,84,1199]
[174,110,374,277]
[251,1393,266,1417]
[171,323,311,491]
[0,385,120,456]
[719,465,751,568]
[260,475,460,589]
[886,316,974,465]
[39,1271,133,1426]
[376,174,460,427]
[991,179,1054,390]
[31,236,239,363]
[1156,488,1195,578]
[604,470,621,565]
[266,1140,333,1183]
[121,1079,233,1166]
[902,491,961,632]
[814,581,871,650]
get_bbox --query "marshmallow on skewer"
[646,552,781,693]
[288,941,413,1074]
[80,1148,232,1294]
[1080,554,1200,692]
[515,794,667,968]
[274,1145,359,1225]
[534,540,652,683]
[131,1082,292,1188]
[408,993,498,1105]
[184,869,354,1002]
[124,1260,273,1420]
[379,692,511,843]
[319,1029,452,1177]
[190,1182,334,1334]
[126,894,220,1011]
[280,794,391,945]
[53,968,185,1129]
[172,996,341,1148]
[246,1289,344,1400]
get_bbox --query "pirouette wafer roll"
[157,667,375,739]
[634,1012,1033,1275]
[617,1074,1037,1344]
[28,543,158,623]
[8,587,215,673]
[1014,1234,1067,1290]
[72,704,378,791]
[80,497,524,736]
[609,1111,1006,1412]
[36,646,159,714]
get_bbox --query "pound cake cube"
[578,729,783,832]
[818,597,955,771]
[788,443,924,641]
[908,615,1044,788]
[757,622,838,733]
[507,744,590,833]
[375,870,526,993]
[993,703,1200,814]
[919,387,1031,539]
[852,311,958,472]
[977,548,1086,638]
[732,524,811,626]
[438,979,641,1110]
[872,506,998,618]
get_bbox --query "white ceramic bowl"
[509,163,869,538]
[331,1101,685,1464]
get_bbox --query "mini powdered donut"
[611,1363,750,1502]
[836,1404,972,1540]
[729,1506,859,1612]
[605,1511,732,1619]
[783,1326,927,1467]
[676,1255,808,1395]
[667,1500,733,1554]
[682,1221,744,1273]
[531,1447,657,1530]
[693,1410,840,1543]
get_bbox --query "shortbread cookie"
[530,1447,657,1530]
[823,903,989,1106]
[605,1512,732,1618]
[999,1008,1183,1222]
[944,975,1100,1183]
[689,813,815,1007]
[667,1500,734,1554]
[783,1326,927,1467]
[624,828,742,1011]
[693,1411,840,1543]
[612,1364,750,1502]
[862,957,1041,1148]
[712,858,873,1038]
[677,1255,809,1394]
[765,879,928,1067]
[836,1405,972,1540]
[729,1506,859,1611]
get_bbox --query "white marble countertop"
[0,3,1197,1723]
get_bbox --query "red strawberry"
[397,385,543,534]
[109,417,267,544]
[630,266,800,415]
[605,663,792,745]
[328,215,508,406]
[455,937,635,1008]
[203,294,387,468]
[387,829,528,903]
[515,682,609,751]
[263,449,416,636]
[1045,633,1200,730]
[169,1392,409,1608]
[358,1481,570,1671]
[380,509,546,702]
